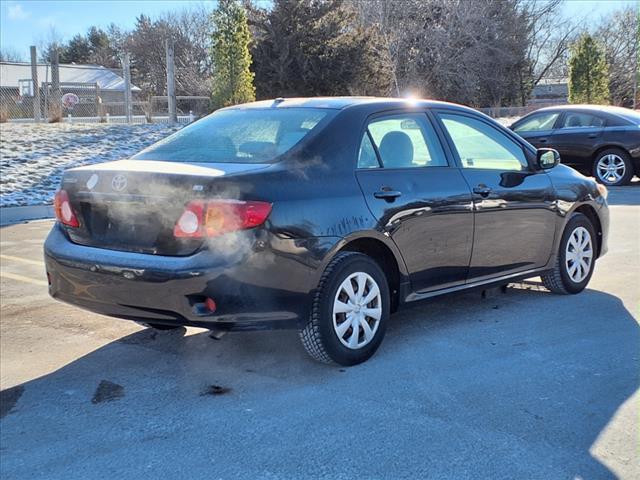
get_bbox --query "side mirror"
[537,148,560,170]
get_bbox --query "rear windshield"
[133,107,335,163]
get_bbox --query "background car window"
[357,133,380,168]
[561,113,605,129]
[440,113,527,171]
[513,112,560,133]
[366,114,447,168]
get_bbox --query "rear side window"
[358,134,380,169]
[359,114,447,169]
[513,112,560,133]
[560,113,605,129]
[440,113,527,171]
[133,108,335,163]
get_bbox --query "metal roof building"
[0,62,140,92]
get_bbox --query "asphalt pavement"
[0,185,638,479]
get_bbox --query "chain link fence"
[0,46,209,125]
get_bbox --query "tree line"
[3,0,636,109]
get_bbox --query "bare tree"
[596,7,638,107]
[36,26,66,63]
[517,0,579,105]
[125,5,213,98]
[354,0,529,107]
[0,48,25,62]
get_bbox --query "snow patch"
[0,123,182,207]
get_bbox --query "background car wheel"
[541,213,596,295]
[593,148,633,186]
[299,252,390,366]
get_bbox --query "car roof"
[224,96,483,115]
[520,104,640,124]
[531,104,632,115]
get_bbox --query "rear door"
[435,110,557,281]
[355,112,474,292]
[547,111,605,169]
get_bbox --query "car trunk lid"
[60,160,270,256]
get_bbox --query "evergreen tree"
[210,0,255,108]
[60,34,91,64]
[568,34,610,104]
[248,0,392,99]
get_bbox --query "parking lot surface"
[1,186,638,479]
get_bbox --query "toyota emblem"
[111,174,127,192]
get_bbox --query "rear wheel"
[299,252,390,366]
[541,213,596,294]
[593,148,633,186]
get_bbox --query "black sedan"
[510,105,640,186]
[45,97,610,365]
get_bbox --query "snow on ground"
[494,116,520,127]
[0,123,182,207]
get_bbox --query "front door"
[435,111,557,281]
[355,112,474,292]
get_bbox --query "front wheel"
[541,213,596,294]
[299,252,390,366]
[593,148,633,186]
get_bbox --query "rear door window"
[359,114,447,169]
[560,113,605,129]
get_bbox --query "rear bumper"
[44,225,331,330]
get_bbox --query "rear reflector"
[205,298,217,313]
[174,200,272,238]
[54,190,80,227]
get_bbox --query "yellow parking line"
[0,271,48,286]
[0,254,43,266]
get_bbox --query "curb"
[0,205,55,226]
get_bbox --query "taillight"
[53,190,80,227]
[174,200,272,238]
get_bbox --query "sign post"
[30,46,41,122]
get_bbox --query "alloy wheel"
[565,226,593,283]
[596,154,626,184]
[332,272,382,349]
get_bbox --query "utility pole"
[122,53,132,123]
[634,21,638,110]
[50,46,61,121]
[165,38,177,124]
[30,46,41,122]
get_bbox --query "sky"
[0,0,638,61]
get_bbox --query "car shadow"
[0,283,637,479]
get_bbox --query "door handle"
[538,138,548,144]
[587,133,598,138]
[473,185,492,197]
[374,189,402,201]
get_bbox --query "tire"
[299,252,390,366]
[541,213,597,295]
[592,148,633,186]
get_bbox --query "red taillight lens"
[174,200,272,238]
[53,190,79,227]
